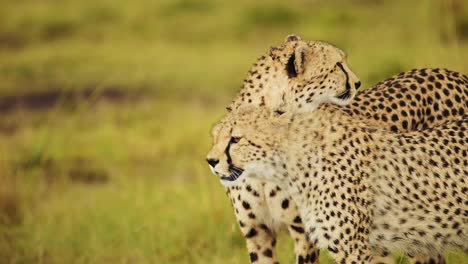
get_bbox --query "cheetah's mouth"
[336,86,352,100]
[220,166,244,182]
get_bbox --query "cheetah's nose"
[355,81,361,89]
[207,159,219,167]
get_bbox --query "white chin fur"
[328,91,356,106]
[218,162,280,187]
[244,163,280,182]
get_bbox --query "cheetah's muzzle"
[221,166,244,181]
[336,86,352,100]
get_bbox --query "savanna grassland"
[0,0,467,263]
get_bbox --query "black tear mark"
[225,139,233,165]
[336,62,351,92]
[286,53,297,78]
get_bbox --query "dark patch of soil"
[0,192,21,226]
[40,20,77,42]
[16,155,110,185]
[0,32,27,50]
[0,87,146,114]
[68,166,109,184]
[67,158,109,184]
[0,123,18,136]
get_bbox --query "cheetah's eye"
[230,136,242,144]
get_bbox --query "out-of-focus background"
[0,0,467,263]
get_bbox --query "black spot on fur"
[245,228,257,238]
[263,248,273,258]
[290,225,305,233]
[250,252,258,262]
[293,215,302,224]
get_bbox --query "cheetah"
[207,105,467,264]
[210,35,468,263]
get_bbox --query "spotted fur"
[208,35,467,264]
[209,105,467,263]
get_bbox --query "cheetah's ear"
[284,34,302,42]
[286,43,311,78]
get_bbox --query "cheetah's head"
[206,107,290,187]
[228,35,361,114]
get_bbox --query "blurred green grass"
[0,0,467,263]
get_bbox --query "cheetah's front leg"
[283,214,319,264]
[268,184,320,264]
[226,184,280,264]
[303,210,374,264]
[242,224,279,264]
[371,254,447,264]
[299,175,374,263]
[325,240,373,264]
[286,224,320,264]
[372,254,447,264]
[409,254,446,264]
